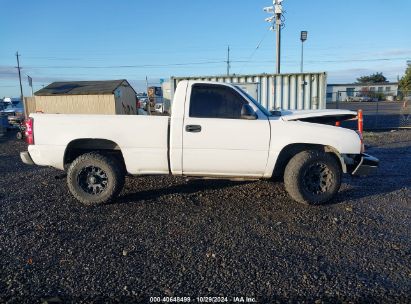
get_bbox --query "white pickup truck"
[21,81,378,206]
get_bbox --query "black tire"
[284,150,341,205]
[67,152,125,206]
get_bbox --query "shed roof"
[35,80,135,96]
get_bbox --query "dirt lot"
[0,130,410,303]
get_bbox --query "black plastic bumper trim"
[351,153,379,176]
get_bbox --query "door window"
[189,84,247,119]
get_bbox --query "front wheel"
[284,150,342,205]
[67,152,125,206]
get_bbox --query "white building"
[326,82,398,103]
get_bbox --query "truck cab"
[169,81,272,177]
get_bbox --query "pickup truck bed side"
[28,114,170,174]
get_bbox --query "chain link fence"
[327,89,400,103]
[327,97,410,130]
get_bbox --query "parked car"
[0,101,24,128]
[346,95,372,102]
[136,94,151,112]
[21,81,379,206]
[135,97,148,115]
[2,97,13,104]
[2,97,21,105]
[16,120,27,140]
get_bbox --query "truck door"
[182,83,270,177]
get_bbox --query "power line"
[239,26,272,74]
[24,60,226,69]
[2,57,408,84]
[235,57,411,66]
[305,57,410,63]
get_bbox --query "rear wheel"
[284,150,341,205]
[67,152,125,206]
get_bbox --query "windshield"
[235,86,272,117]
[2,102,23,111]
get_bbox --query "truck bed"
[29,114,170,174]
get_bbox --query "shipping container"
[170,72,327,111]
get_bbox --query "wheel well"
[272,144,343,179]
[64,139,126,171]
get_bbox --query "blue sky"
[1,0,410,97]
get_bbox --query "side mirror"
[241,104,258,120]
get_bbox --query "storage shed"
[33,80,137,115]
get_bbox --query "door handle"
[185,125,202,133]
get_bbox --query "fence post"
[401,100,410,128]
[336,91,339,109]
[375,101,379,129]
[358,109,364,134]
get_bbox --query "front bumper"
[20,151,35,165]
[351,153,379,176]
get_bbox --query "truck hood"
[279,109,357,121]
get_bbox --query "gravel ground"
[0,130,410,303]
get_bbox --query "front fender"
[264,120,362,178]
[273,121,361,153]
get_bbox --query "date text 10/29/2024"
[149,296,257,303]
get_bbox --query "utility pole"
[275,0,282,74]
[15,51,24,101]
[264,0,284,74]
[300,31,308,73]
[226,46,231,76]
[301,40,304,73]
[145,76,151,115]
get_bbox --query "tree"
[356,72,388,84]
[399,65,411,98]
